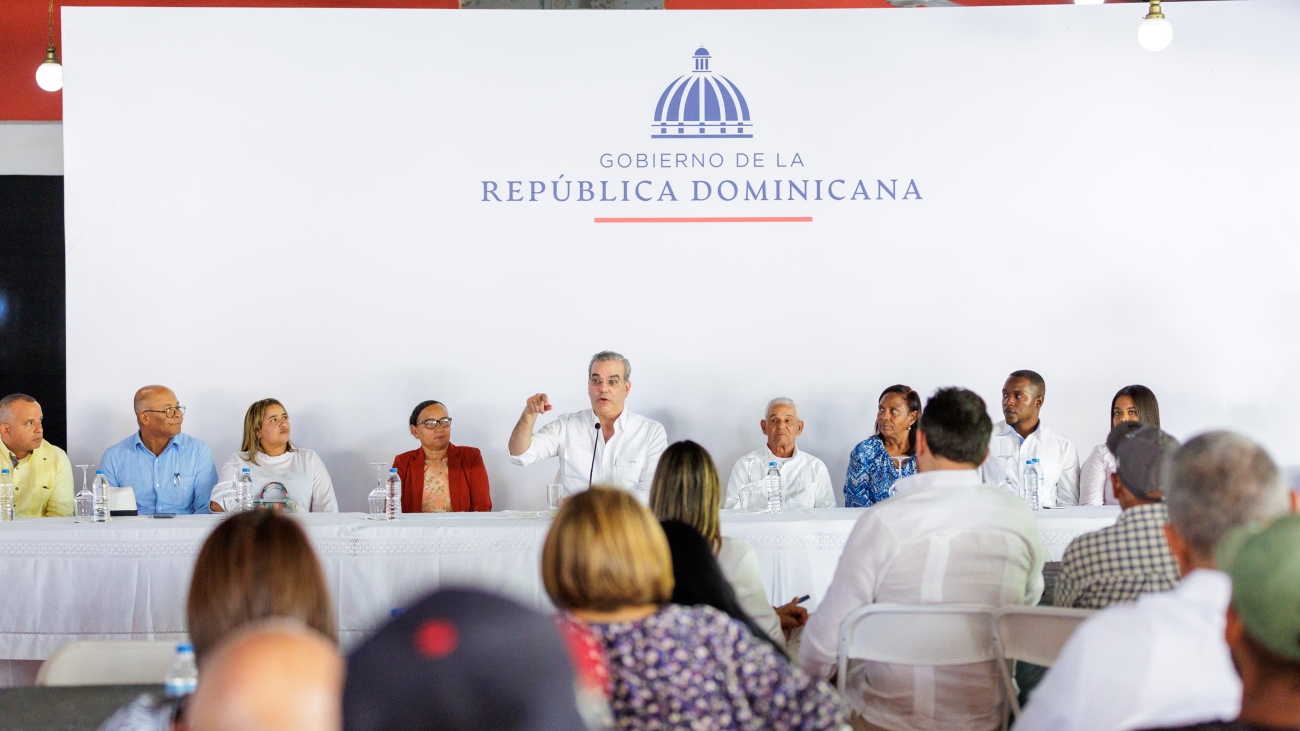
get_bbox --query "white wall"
[62,3,1300,511]
[0,122,62,175]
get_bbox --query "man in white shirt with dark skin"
[508,350,667,503]
[724,397,835,509]
[1014,432,1294,731]
[979,369,1081,507]
[800,387,1046,731]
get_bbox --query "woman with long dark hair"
[1079,385,1161,505]
[844,384,922,507]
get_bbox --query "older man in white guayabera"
[724,397,836,509]
[508,350,667,503]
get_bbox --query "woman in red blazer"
[393,400,492,513]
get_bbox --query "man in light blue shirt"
[99,385,218,515]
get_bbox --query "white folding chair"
[37,639,180,686]
[837,603,1004,722]
[991,605,1096,715]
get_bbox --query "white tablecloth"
[0,506,1117,663]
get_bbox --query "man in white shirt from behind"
[800,387,1047,731]
[1014,432,1293,731]
[507,350,667,503]
[979,369,1081,507]
[724,397,836,509]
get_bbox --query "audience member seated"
[659,520,787,655]
[210,399,338,512]
[979,369,1081,507]
[392,400,491,513]
[343,588,596,731]
[186,621,343,731]
[0,393,73,517]
[100,509,337,731]
[544,486,846,729]
[649,440,804,649]
[1055,423,1181,609]
[801,387,1048,731]
[99,385,218,515]
[724,397,835,509]
[1139,515,1300,731]
[844,384,920,507]
[1014,432,1292,731]
[1079,385,1161,505]
[508,350,667,502]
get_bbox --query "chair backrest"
[108,486,137,512]
[37,639,180,686]
[836,603,999,696]
[992,605,1095,667]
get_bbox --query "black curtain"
[0,175,66,450]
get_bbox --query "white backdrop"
[62,2,1300,511]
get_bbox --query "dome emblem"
[652,47,753,139]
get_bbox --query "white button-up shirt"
[799,469,1047,731]
[979,420,1081,507]
[1014,569,1240,731]
[723,446,836,509]
[507,408,667,502]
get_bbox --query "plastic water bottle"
[1024,459,1042,511]
[764,462,783,514]
[163,643,198,698]
[385,468,402,521]
[234,468,254,512]
[0,469,14,522]
[91,470,111,523]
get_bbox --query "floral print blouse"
[585,604,845,730]
[843,434,916,508]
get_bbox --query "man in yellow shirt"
[1,393,74,517]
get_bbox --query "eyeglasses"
[589,377,625,388]
[417,417,453,430]
[141,405,186,418]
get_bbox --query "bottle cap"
[242,467,251,472]
[177,643,194,653]
[95,470,104,474]
[769,462,777,466]
[1,469,8,474]
[389,468,398,473]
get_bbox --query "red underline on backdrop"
[594,216,813,223]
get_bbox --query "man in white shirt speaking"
[723,397,835,509]
[507,350,667,503]
[979,369,1081,507]
[800,387,1047,731]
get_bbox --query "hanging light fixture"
[1138,0,1173,52]
[35,0,63,92]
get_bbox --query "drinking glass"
[740,482,765,513]
[546,484,563,515]
[997,455,1020,497]
[74,464,94,519]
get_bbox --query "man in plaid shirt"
[1054,423,1181,609]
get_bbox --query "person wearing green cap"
[1016,432,1292,731]
[1139,514,1300,731]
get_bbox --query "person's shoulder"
[392,447,422,465]
[174,432,213,453]
[852,434,884,454]
[37,439,70,462]
[623,410,665,432]
[1038,423,1077,446]
[448,443,482,460]
[797,447,830,469]
[101,432,139,456]
[1083,443,1111,462]
[718,535,755,564]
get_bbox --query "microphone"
[589,421,600,488]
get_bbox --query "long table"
[0,506,1117,677]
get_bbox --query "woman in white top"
[648,439,804,652]
[1078,385,1160,505]
[210,398,338,513]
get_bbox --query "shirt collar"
[764,444,800,462]
[893,468,982,495]
[1118,501,1168,525]
[133,431,179,452]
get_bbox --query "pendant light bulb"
[1138,0,1173,52]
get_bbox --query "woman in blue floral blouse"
[844,385,921,507]
[543,486,846,730]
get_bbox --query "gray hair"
[0,393,37,424]
[765,397,798,420]
[589,351,631,381]
[1163,431,1289,558]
